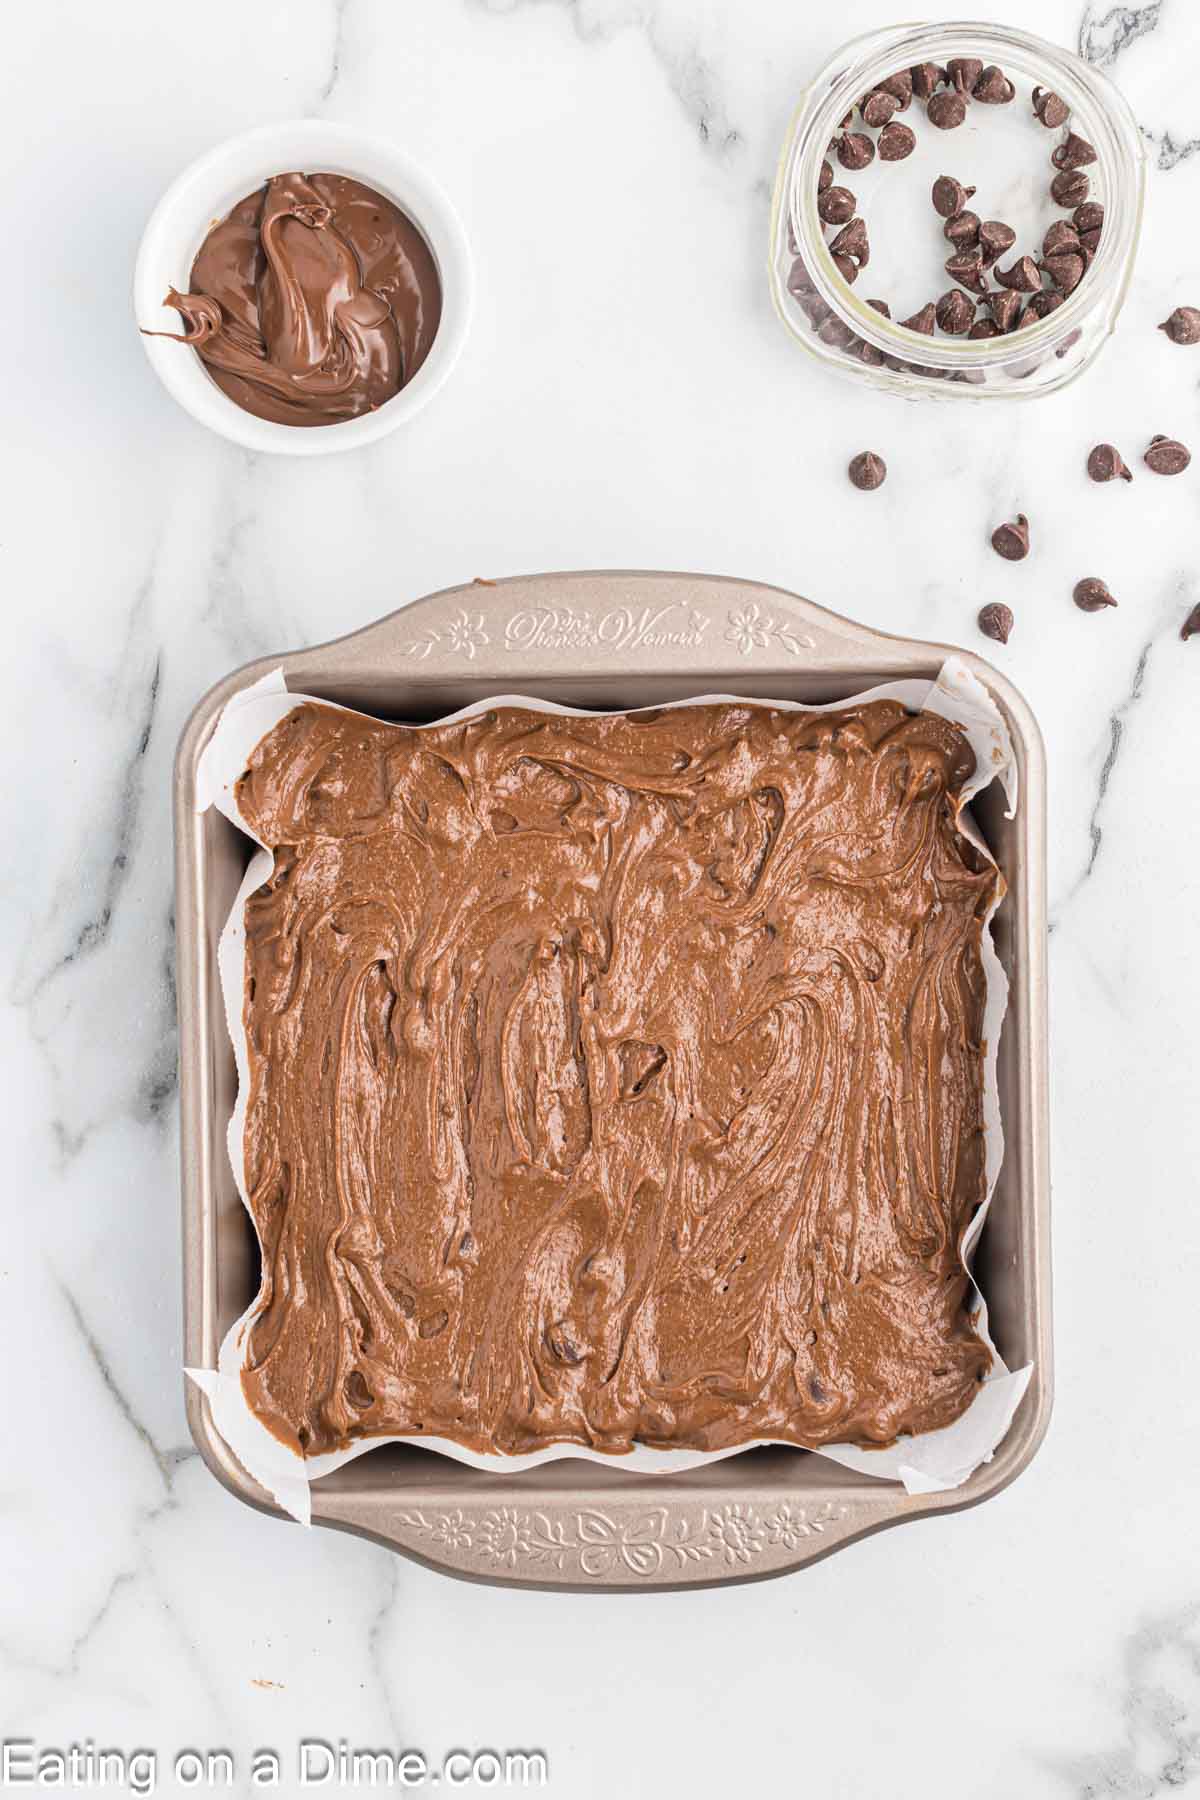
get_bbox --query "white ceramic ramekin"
[134,121,473,455]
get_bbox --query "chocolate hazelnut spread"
[235,698,997,1459]
[146,173,441,425]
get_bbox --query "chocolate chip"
[819,158,834,193]
[989,290,1021,332]
[866,298,891,318]
[911,62,947,100]
[831,252,859,285]
[1073,201,1104,234]
[945,250,989,295]
[848,451,887,490]
[1087,443,1133,483]
[928,90,967,129]
[899,301,937,335]
[861,89,898,128]
[947,57,984,94]
[830,216,870,267]
[1051,168,1090,207]
[787,256,815,296]
[936,288,976,334]
[1052,131,1098,170]
[879,70,914,110]
[978,604,1014,644]
[932,174,975,217]
[798,292,832,328]
[818,185,857,225]
[1043,220,1081,258]
[1032,86,1070,128]
[974,65,1015,104]
[878,121,917,161]
[991,514,1030,560]
[979,220,1016,265]
[838,132,875,170]
[1159,306,1200,345]
[1079,227,1102,260]
[944,209,981,248]
[968,318,1000,340]
[819,314,857,348]
[1073,578,1117,613]
[1020,292,1064,326]
[1144,435,1191,475]
[1042,252,1085,294]
[1182,603,1200,641]
[994,255,1042,293]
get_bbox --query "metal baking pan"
[175,571,1051,1590]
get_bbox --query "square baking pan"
[175,570,1051,1590]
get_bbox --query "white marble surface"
[4,1,1200,1795]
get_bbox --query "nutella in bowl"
[135,122,472,454]
[149,172,442,428]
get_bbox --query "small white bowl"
[134,121,473,455]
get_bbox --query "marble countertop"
[4,2,1199,1795]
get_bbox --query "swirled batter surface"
[236,699,998,1459]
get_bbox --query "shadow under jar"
[769,23,1145,398]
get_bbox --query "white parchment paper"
[188,660,1031,1524]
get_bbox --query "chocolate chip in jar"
[1159,307,1200,345]
[899,301,937,335]
[818,185,857,225]
[1051,167,1090,207]
[1020,292,1064,326]
[837,132,875,170]
[973,65,1015,104]
[829,216,870,267]
[935,288,977,334]
[1052,131,1097,170]
[1073,201,1103,235]
[1042,220,1081,258]
[787,256,815,297]
[994,255,1042,293]
[1144,435,1191,474]
[968,317,1001,340]
[879,69,914,110]
[1032,86,1070,128]
[932,174,976,217]
[979,220,1016,265]
[831,251,860,285]
[978,603,1014,644]
[878,121,917,160]
[1087,443,1132,483]
[1073,577,1117,612]
[989,290,1022,332]
[991,514,1030,560]
[848,451,887,489]
[818,314,858,349]
[1182,603,1200,641]
[927,89,968,129]
[947,57,984,94]
[944,209,982,248]
[861,89,898,128]
[945,250,989,295]
[911,62,947,100]
[819,158,834,193]
[1042,252,1085,294]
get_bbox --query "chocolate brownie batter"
[236,699,997,1459]
[147,172,441,425]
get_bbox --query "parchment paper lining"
[188,660,1030,1524]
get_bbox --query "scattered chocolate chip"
[879,69,914,110]
[991,514,1030,560]
[947,57,984,94]
[932,174,975,217]
[848,451,887,489]
[974,65,1015,104]
[838,132,875,171]
[818,185,857,225]
[1182,603,1200,641]
[830,216,870,267]
[1042,252,1085,294]
[899,301,937,335]
[831,251,859,284]
[946,250,989,296]
[928,90,967,129]
[1159,306,1200,345]
[1020,292,1064,326]
[994,255,1042,293]
[1144,435,1191,475]
[787,256,815,297]
[1052,131,1098,170]
[1032,86,1070,128]
[989,289,1021,332]
[978,603,1014,644]
[911,62,947,100]
[979,220,1016,265]
[861,89,898,128]
[968,317,1000,340]
[1043,220,1081,258]
[944,209,981,248]
[1073,577,1117,612]
[819,158,834,193]
[1051,168,1090,207]
[936,288,976,334]
[878,121,917,160]
[1073,201,1104,234]
[1087,443,1133,483]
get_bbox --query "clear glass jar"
[768,23,1146,398]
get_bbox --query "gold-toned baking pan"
[175,571,1051,1590]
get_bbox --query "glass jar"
[768,23,1146,398]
